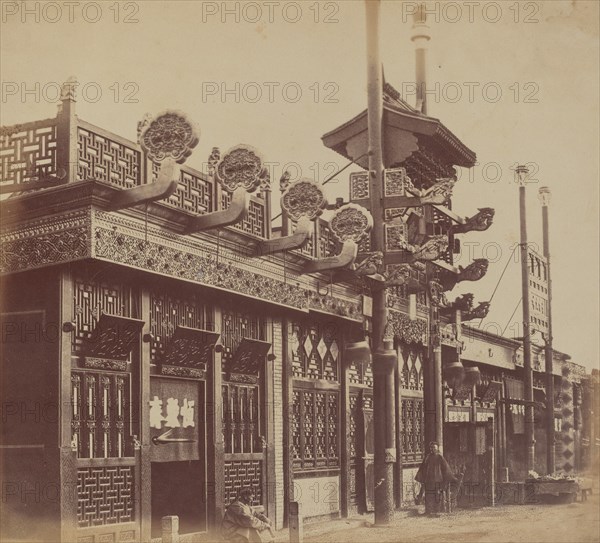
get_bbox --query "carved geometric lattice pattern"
[318,220,340,258]
[71,371,132,459]
[73,274,131,355]
[290,320,339,381]
[349,393,359,459]
[400,347,424,391]
[221,192,266,238]
[292,389,339,471]
[150,289,209,364]
[161,167,216,215]
[0,120,57,186]
[224,460,262,507]
[401,398,424,464]
[348,359,373,387]
[222,383,261,454]
[77,466,134,527]
[77,127,140,187]
[221,309,263,367]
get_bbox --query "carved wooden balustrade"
[1,113,270,240]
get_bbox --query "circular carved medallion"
[215,144,266,193]
[329,203,373,243]
[138,110,199,164]
[281,178,327,221]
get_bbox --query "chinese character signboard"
[149,378,202,462]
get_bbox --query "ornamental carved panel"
[350,172,369,200]
[384,167,414,196]
[329,203,373,244]
[215,144,266,193]
[137,110,199,164]
[281,178,327,221]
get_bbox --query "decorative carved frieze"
[92,223,362,320]
[0,211,90,273]
[386,309,428,345]
[82,357,128,372]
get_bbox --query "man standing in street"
[415,441,459,516]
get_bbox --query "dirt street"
[300,494,600,543]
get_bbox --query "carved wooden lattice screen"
[149,290,209,365]
[221,309,265,506]
[348,355,373,509]
[0,119,57,188]
[290,319,341,472]
[221,192,266,238]
[401,398,425,464]
[71,273,137,530]
[77,124,141,187]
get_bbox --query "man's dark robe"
[415,452,457,514]
[221,500,271,543]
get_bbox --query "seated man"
[221,487,274,543]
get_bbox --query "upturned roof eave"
[321,104,476,168]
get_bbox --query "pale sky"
[1,0,598,371]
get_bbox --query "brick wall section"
[272,318,285,529]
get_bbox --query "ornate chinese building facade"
[1,82,596,543]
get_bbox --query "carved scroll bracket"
[111,110,199,210]
[185,144,267,234]
[302,203,371,274]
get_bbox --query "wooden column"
[138,287,152,543]
[281,318,294,528]
[340,332,350,517]
[59,266,78,543]
[264,317,277,520]
[394,346,403,509]
[207,305,225,532]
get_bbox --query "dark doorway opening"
[151,460,206,538]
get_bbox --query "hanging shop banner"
[149,377,201,462]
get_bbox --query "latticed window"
[73,274,131,355]
[72,371,132,459]
[292,389,339,471]
[289,321,340,381]
[220,307,266,507]
[290,318,342,472]
[222,383,262,454]
[399,346,424,391]
[401,398,424,464]
[149,289,210,364]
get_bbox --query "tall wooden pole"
[539,186,555,473]
[365,0,394,524]
[518,166,535,473]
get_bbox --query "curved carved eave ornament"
[111,110,199,210]
[302,203,372,274]
[186,143,269,234]
[451,207,495,234]
[257,178,327,256]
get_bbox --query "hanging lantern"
[344,341,372,364]
[443,360,464,388]
[463,366,481,388]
